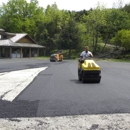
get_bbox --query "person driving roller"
[79,46,93,62]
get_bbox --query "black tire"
[55,58,57,62]
[78,68,80,73]
[96,79,101,83]
[78,74,82,81]
[82,78,86,83]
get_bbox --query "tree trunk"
[101,43,107,53]
[101,35,110,53]
[93,33,98,54]
[92,34,95,53]
[68,49,71,59]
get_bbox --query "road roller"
[78,58,101,83]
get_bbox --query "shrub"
[115,56,122,59]
[125,54,130,59]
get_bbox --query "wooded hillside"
[0,0,130,58]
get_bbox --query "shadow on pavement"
[1,96,130,118]
[37,98,130,117]
[70,79,100,84]
[69,79,83,84]
[0,99,39,118]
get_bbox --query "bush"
[71,56,76,59]
[115,56,122,59]
[97,45,102,52]
[124,54,130,59]
[50,50,58,54]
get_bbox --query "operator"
[79,46,93,62]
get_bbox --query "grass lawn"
[35,56,130,63]
[35,56,49,60]
[94,58,130,63]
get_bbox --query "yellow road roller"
[50,53,63,62]
[78,59,101,83]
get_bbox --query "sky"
[0,0,130,11]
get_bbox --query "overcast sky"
[0,0,130,11]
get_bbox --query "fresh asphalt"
[0,58,130,118]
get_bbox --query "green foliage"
[0,0,130,57]
[50,49,58,54]
[0,0,44,37]
[96,44,102,52]
[124,54,130,59]
[115,56,122,59]
[57,17,83,58]
[111,29,130,49]
[122,3,130,13]
[35,3,64,55]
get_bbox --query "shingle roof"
[0,39,45,48]
[11,42,45,48]
[0,33,45,48]
[10,33,27,42]
[0,39,13,46]
[0,29,5,32]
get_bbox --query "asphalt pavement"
[1,58,129,117]
[0,58,130,129]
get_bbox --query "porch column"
[10,47,12,59]
[20,48,23,58]
[37,48,39,57]
[29,48,31,58]
[5,48,7,58]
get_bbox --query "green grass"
[94,58,130,62]
[106,59,130,62]
[35,56,49,60]
[35,55,130,63]
[36,57,130,63]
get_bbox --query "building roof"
[0,39,45,48]
[0,32,45,48]
[8,33,28,42]
[0,29,5,32]
[0,40,11,46]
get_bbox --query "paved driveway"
[0,58,130,129]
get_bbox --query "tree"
[111,29,130,50]
[122,3,130,13]
[83,6,106,54]
[35,3,64,54]
[0,0,45,38]
[58,17,83,58]
[100,8,130,52]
